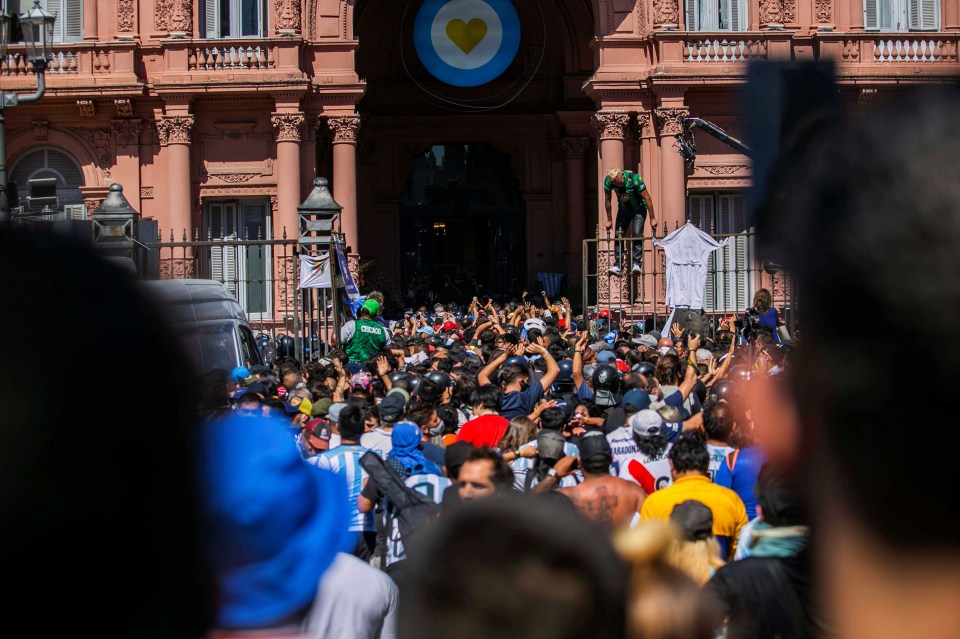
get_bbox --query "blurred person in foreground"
[400,495,628,639]
[614,522,723,639]
[669,500,726,586]
[757,85,960,639]
[0,226,214,636]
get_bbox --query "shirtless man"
[561,433,648,529]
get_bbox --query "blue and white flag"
[297,253,332,289]
[332,236,361,300]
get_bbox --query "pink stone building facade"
[1,0,958,316]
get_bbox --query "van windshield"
[174,324,242,374]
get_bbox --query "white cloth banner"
[654,223,729,309]
[298,253,332,289]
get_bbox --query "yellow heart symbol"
[446,18,488,54]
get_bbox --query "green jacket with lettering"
[345,318,389,362]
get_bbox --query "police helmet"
[556,359,574,383]
[592,364,622,393]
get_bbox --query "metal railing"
[146,230,339,364]
[582,223,796,341]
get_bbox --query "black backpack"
[359,452,441,560]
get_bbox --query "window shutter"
[909,0,939,29]
[688,194,718,310]
[39,0,63,43]
[63,204,87,220]
[864,0,880,29]
[731,0,746,30]
[204,0,219,38]
[64,0,82,41]
[730,194,750,311]
[686,0,698,31]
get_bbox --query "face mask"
[429,424,445,437]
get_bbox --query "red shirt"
[456,414,509,448]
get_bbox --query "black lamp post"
[297,177,343,358]
[0,0,57,223]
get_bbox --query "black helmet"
[388,371,410,386]
[503,356,528,369]
[632,361,655,378]
[424,370,453,389]
[592,364,622,393]
[727,365,752,382]
[407,375,423,398]
[556,359,574,383]
[710,379,741,403]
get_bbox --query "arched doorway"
[352,0,597,297]
[9,146,86,215]
[399,143,525,300]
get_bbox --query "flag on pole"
[297,253,332,289]
[333,236,361,300]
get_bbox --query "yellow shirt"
[640,473,748,560]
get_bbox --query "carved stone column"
[84,0,98,40]
[561,137,590,285]
[329,115,361,255]
[112,119,143,211]
[655,106,689,233]
[158,114,195,249]
[272,112,305,238]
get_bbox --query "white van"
[140,279,264,375]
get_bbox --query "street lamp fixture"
[0,0,57,223]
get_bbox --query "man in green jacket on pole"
[341,298,389,363]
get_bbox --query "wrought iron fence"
[582,222,796,341]
[146,231,339,364]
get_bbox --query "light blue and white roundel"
[414,0,521,88]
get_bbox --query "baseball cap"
[231,366,251,384]
[696,348,713,362]
[670,500,714,541]
[622,389,651,413]
[523,318,546,333]
[629,409,663,437]
[306,418,332,451]
[442,321,458,333]
[350,371,373,390]
[326,402,348,423]
[361,298,381,315]
[417,326,435,336]
[596,350,616,364]
[444,441,475,477]
[284,395,313,416]
[589,341,612,352]
[579,432,612,461]
[599,310,610,318]
[377,392,406,425]
[638,334,659,349]
[312,397,332,417]
[537,430,566,461]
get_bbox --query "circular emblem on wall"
[413,0,521,88]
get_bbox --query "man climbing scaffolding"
[603,168,658,277]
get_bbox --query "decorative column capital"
[328,115,361,144]
[654,107,690,136]
[636,111,652,135]
[157,115,194,145]
[592,111,631,140]
[652,0,680,27]
[112,119,143,146]
[154,0,192,33]
[560,137,590,160]
[271,113,305,142]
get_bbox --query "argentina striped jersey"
[308,445,375,532]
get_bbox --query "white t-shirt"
[385,474,451,567]
[654,223,729,309]
[617,446,673,494]
[303,552,398,639]
[707,443,736,482]
[360,429,393,457]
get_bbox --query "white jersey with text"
[606,427,639,476]
[512,437,581,492]
[707,444,736,482]
[385,474,451,567]
[617,446,673,495]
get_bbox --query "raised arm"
[528,342,560,391]
[479,344,513,386]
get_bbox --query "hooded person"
[387,421,443,478]
[198,412,352,632]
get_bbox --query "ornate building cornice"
[560,137,590,160]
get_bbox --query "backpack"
[359,451,441,561]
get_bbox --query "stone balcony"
[152,36,310,94]
[648,29,960,83]
[0,41,142,96]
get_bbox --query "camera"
[734,308,760,339]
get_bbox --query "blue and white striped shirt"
[309,445,375,532]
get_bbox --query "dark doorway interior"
[400,143,525,303]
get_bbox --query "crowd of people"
[7,84,960,639]
[207,283,804,638]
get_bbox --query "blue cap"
[199,413,350,628]
[622,389,652,412]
